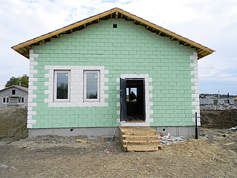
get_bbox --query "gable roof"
[12,7,214,59]
[0,85,28,93]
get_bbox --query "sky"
[0,0,236,95]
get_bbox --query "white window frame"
[2,97,8,104]
[2,97,6,104]
[84,70,100,102]
[54,70,71,102]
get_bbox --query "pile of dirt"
[201,110,237,129]
[0,108,28,139]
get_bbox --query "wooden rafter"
[199,50,208,55]
[200,51,209,56]
[115,12,118,19]
[171,37,175,40]
[134,20,136,24]
[197,48,202,52]
[22,50,29,57]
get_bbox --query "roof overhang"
[12,7,215,59]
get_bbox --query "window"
[3,97,5,103]
[84,71,100,101]
[12,90,15,95]
[18,97,24,103]
[54,70,70,101]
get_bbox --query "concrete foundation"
[28,126,197,138]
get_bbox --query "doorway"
[120,78,145,121]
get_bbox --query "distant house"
[12,8,214,138]
[0,85,28,109]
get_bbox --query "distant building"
[0,85,28,109]
[200,95,235,110]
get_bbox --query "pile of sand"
[201,110,237,129]
[0,108,28,139]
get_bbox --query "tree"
[5,74,29,88]
[20,75,29,88]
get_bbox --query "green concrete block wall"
[31,18,196,129]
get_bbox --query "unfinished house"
[12,8,214,151]
[0,85,28,109]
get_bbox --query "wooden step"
[122,135,159,140]
[119,126,157,135]
[124,144,161,152]
[119,126,161,152]
[122,140,160,146]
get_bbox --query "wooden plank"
[123,140,160,143]
[75,139,87,143]
[122,135,158,140]
[125,145,159,151]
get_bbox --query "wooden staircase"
[119,126,161,151]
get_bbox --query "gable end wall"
[28,18,198,130]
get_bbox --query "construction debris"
[18,146,29,149]
[158,133,186,146]
[75,139,87,143]
[229,126,237,132]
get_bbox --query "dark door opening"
[120,78,145,122]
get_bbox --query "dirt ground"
[0,109,237,177]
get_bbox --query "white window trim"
[84,70,100,102]
[44,65,109,107]
[54,70,71,102]
[2,97,6,104]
